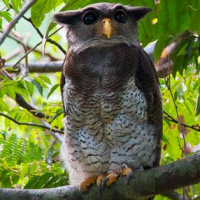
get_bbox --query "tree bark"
[0,152,200,200]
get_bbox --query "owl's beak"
[102,18,112,39]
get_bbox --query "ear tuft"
[53,10,81,25]
[53,12,71,24]
[130,7,152,21]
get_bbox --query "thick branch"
[5,61,63,73]
[0,0,37,45]
[15,94,49,118]
[0,153,200,200]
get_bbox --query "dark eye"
[114,10,127,23]
[82,11,98,25]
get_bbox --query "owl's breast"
[65,43,139,94]
[64,43,148,135]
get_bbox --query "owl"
[54,2,162,195]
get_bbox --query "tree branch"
[0,112,63,143]
[0,112,64,134]
[164,111,200,133]
[0,0,37,45]
[0,153,200,200]
[15,93,50,119]
[5,61,63,73]
[22,16,66,55]
[11,27,63,69]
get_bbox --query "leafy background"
[0,0,200,199]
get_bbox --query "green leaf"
[11,0,22,13]
[0,133,5,145]
[31,0,63,28]
[186,37,195,60]
[47,84,59,99]
[39,75,51,85]
[21,163,30,178]
[0,99,9,112]
[12,175,19,184]
[24,173,53,189]
[189,3,200,33]
[25,80,34,96]
[50,108,63,123]
[2,0,10,8]
[24,176,40,189]
[195,94,200,116]
[0,18,2,29]
[0,11,12,22]
[2,177,12,188]
[35,77,48,88]
[31,79,43,96]
[158,0,190,36]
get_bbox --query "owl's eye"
[82,11,98,25]
[114,10,127,23]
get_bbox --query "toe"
[122,167,133,182]
[96,174,105,192]
[80,176,97,192]
[104,172,119,186]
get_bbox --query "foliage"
[0,132,68,189]
[0,0,200,199]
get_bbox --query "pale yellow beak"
[102,18,112,39]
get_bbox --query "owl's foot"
[122,167,133,182]
[80,176,97,192]
[101,168,133,187]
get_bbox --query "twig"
[0,162,19,174]
[22,16,43,38]
[1,31,59,62]
[46,38,66,54]
[163,111,200,132]
[0,0,37,45]
[165,71,187,200]
[23,16,66,54]
[5,48,22,61]
[0,112,64,134]
[177,137,185,153]
[15,94,50,119]
[165,76,187,155]
[11,31,29,76]
[12,27,63,69]
[39,119,64,143]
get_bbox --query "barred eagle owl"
[54,2,162,195]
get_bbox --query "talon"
[104,172,119,186]
[80,176,97,192]
[122,167,133,183]
[102,177,109,187]
[96,174,105,192]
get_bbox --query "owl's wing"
[61,58,67,116]
[134,45,162,166]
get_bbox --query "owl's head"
[54,3,151,48]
